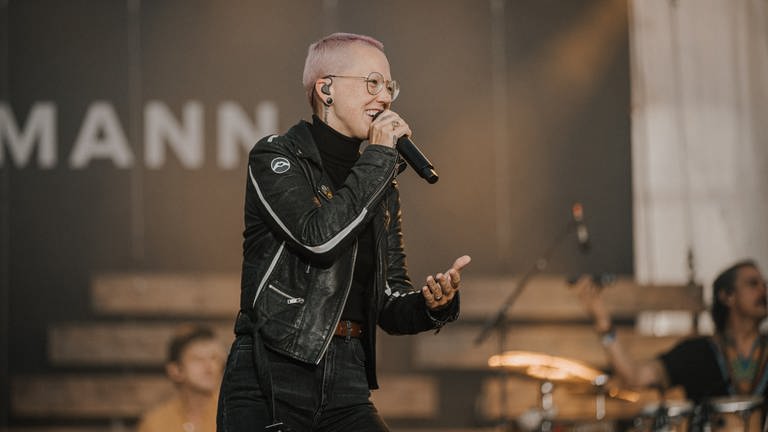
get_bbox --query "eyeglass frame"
[323,71,400,101]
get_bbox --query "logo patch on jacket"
[270,157,291,174]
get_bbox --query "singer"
[217,32,471,432]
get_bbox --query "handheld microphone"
[396,136,439,184]
[571,202,591,252]
[371,111,439,184]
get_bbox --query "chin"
[190,381,220,395]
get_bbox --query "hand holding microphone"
[370,110,439,184]
[369,109,410,148]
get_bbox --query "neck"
[311,115,361,145]
[725,316,762,353]
[178,386,213,422]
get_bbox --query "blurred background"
[1,0,767,431]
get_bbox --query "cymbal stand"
[651,387,671,432]
[474,217,577,428]
[539,380,556,432]
[593,374,609,421]
[651,404,671,432]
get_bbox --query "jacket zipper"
[292,138,392,363]
[315,239,358,365]
[252,242,285,308]
[363,160,398,210]
[268,284,305,305]
[374,200,387,313]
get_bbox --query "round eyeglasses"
[324,71,400,101]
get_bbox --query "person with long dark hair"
[573,260,768,402]
[575,260,768,430]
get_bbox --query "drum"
[632,400,693,432]
[707,395,764,432]
[515,409,617,432]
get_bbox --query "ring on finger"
[434,295,443,300]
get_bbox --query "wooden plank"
[91,273,239,316]
[1,428,498,432]
[4,428,120,432]
[0,426,505,432]
[11,374,436,420]
[395,429,501,432]
[372,374,439,419]
[49,322,235,366]
[11,375,173,418]
[460,275,702,320]
[412,324,684,370]
[90,273,700,319]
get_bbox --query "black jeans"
[217,334,389,432]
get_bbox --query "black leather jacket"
[239,120,459,389]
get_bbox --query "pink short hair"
[302,32,385,109]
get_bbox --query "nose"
[375,87,392,106]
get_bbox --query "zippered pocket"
[252,242,285,309]
[268,283,305,305]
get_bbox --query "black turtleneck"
[310,115,375,325]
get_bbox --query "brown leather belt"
[333,320,363,338]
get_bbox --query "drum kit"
[488,350,767,432]
[631,395,764,432]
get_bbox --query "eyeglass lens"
[366,72,399,100]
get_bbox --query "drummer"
[572,260,768,403]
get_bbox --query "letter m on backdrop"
[0,102,57,169]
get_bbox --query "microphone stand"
[474,218,578,429]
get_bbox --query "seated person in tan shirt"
[137,324,226,432]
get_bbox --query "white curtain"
[631,0,768,302]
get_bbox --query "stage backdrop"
[0,0,631,429]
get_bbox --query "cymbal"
[488,350,603,384]
[488,351,642,402]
